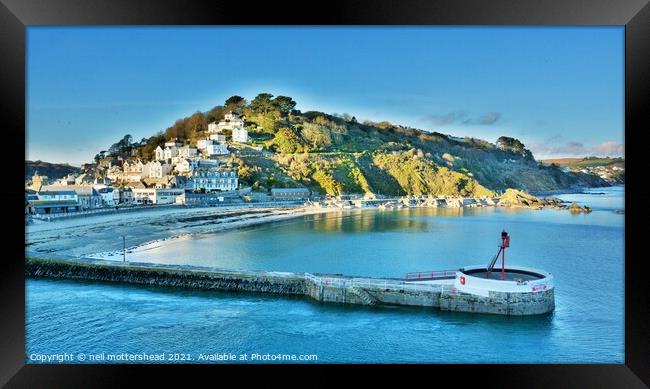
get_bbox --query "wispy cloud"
[530,140,624,158]
[479,112,501,125]
[422,111,501,126]
[421,111,468,126]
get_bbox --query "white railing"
[30,203,181,220]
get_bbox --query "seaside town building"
[197,139,229,156]
[209,133,226,142]
[232,127,249,143]
[187,168,238,192]
[271,187,311,201]
[208,112,245,133]
[30,172,49,191]
[177,145,198,159]
[154,140,184,161]
[176,191,225,206]
[93,184,119,206]
[114,160,147,182]
[146,160,171,178]
[132,188,184,205]
[28,190,81,214]
[174,158,198,174]
[119,187,134,204]
[32,185,103,211]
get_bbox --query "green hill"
[540,157,624,184]
[97,93,610,195]
[25,160,79,181]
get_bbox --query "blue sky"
[27,26,624,166]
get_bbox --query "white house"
[39,185,102,210]
[36,190,78,202]
[198,138,229,156]
[132,188,184,205]
[197,139,212,150]
[188,168,238,192]
[163,146,179,160]
[146,161,170,178]
[155,146,165,161]
[232,127,249,143]
[208,111,245,133]
[174,158,200,174]
[123,160,144,173]
[178,146,197,159]
[209,133,226,143]
[93,184,119,206]
[30,190,80,214]
[120,160,147,182]
[204,143,229,156]
[105,167,122,182]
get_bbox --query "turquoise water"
[26,186,624,363]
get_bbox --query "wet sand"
[26,205,334,259]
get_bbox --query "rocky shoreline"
[309,189,580,212]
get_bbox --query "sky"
[27,26,624,166]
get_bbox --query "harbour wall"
[25,258,553,316]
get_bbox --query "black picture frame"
[4,0,648,386]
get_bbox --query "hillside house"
[187,168,238,192]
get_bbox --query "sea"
[25,186,624,363]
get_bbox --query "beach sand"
[26,204,334,259]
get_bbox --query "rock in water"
[498,189,544,209]
[569,202,591,213]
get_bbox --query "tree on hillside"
[273,127,306,153]
[107,134,133,156]
[224,95,247,114]
[140,133,166,161]
[206,105,225,123]
[301,122,332,150]
[496,136,534,160]
[94,151,107,163]
[250,93,276,114]
[184,112,208,145]
[273,95,297,116]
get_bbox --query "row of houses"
[148,112,249,163]
[27,185,314,215]
[208,111,249,143]
[26,184,127,215]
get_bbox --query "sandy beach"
[26,204,334,259]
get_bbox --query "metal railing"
[404,270,458,281]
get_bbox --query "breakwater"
[25,258,554,315]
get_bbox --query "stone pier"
[25,257,554,316]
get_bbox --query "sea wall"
[304,282,443,307]
[439,289,555,315]
[26,258,553,315]
[26,259,308,296]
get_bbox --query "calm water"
[26,186,624,363]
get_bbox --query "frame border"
[3,0,649,386]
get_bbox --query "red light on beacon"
[501,230,510,248]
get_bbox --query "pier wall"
[25,258,553,316]
[440,289,555,315]
[26,259,308,296]
[305,282,443,307]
